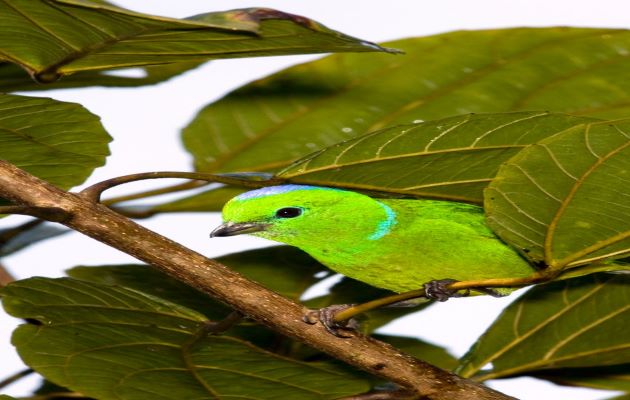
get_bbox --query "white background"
[1,1,628,398]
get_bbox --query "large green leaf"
[456,273,630,380]
[0,1,391,83]
[183,28,630,176]
[485,120,630,268]
[152,112,593,213]
[0,93,110,190]
[165,112,595,213]
[280,112,595,203]
[1,277,370,399]
[67,247,326,316]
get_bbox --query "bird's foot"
[423,279,468,302]
[303,304,359,338]
[423,279,506,301]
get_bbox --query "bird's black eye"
[275,207,303,218]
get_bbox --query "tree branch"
[0,160,514,400]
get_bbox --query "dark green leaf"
[182,28,630,178]
[215,246,327,300]
[0,93,111,190]
[0,61,204,91]
[67,247,329,351]
[167,112,594,212]
[485,120,630,268]
[457,273,630,380]
[68,246,325,309]
[281,112,594,203]
[0,1,391,83]
[67,264,231,320]
[1,277,370,399]
[533,364,630,392]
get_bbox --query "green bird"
[211,185,535,299]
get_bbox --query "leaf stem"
[334,273,554,323]
[102,179,209,205]
[0,368,34,390]
[80,171,282,203]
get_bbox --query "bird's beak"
[210,222,268,237]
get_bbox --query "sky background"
[1,1,628,398]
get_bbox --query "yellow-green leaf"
[1,277,370,399]
[457,273,630,380]
[0,0,391,83]
[485,120,630,268]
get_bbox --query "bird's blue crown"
[234,185,333,201]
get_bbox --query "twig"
[333,273,553,323]
[0,160,514,400]
[80,171,281,202]
[206,311,245,335]
[0,219,44,244]
[101,179,208,205]
[0,262,15,287]
[0,368,34,390]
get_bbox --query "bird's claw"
[303,304,359,338]
[423,279,468,302]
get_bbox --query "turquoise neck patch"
[368,201,397,240]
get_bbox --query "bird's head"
[211,185,396,248]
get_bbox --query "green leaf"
[0,60,204,91]
[0,1,392,83]
[281,112,594,203]
[66,264,232,320]
[0,93,111,190]
[67,247,328,351]
[182,27,630,178]
[169,112,594,212]
[457,273,630,380]
[485,120,630,268]
[533,364,630,392]
[1,277,370,399]
[67,246,326,308]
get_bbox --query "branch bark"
[0,160,514,400]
